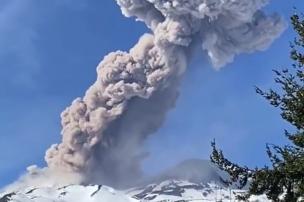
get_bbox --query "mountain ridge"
[0,159,263,201]
[0,180,268,202]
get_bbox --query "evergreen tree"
[210,10,304,202]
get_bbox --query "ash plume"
[40,0,286,188]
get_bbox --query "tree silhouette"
[211,10,304,202]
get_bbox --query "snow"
[1,185,137,202]
[0,159,271,202]
[0,180,270,202]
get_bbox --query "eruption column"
[45,0,287,188]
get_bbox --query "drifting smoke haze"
[4,0,287,191]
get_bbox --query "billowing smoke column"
[45,0,286,188]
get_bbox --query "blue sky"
[0,0,302,188]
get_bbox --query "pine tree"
[210,10,304,202]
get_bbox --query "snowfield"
[0,160,270,201]
[0,180,270,202]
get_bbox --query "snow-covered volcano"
[0,159,268,202]
[150,159,226,184]
[0,180,269,202]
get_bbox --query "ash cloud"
[8,0,287,190]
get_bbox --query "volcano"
[0,159,265,202]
